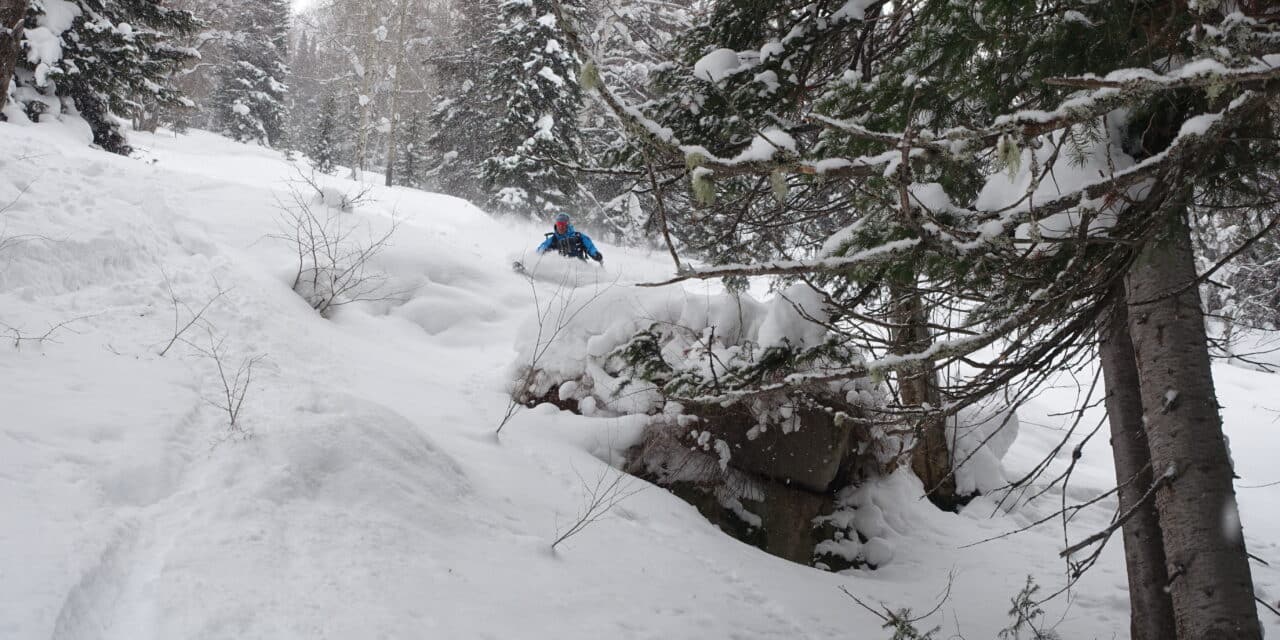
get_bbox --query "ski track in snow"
[1,122,1278,639]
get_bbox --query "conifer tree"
[151,0,240,132]
[575,0,694,244]
[477,0,585,216]
[393,107,427,188]
[307,93,342,174]
[1198,206,1280,332]
[13,0,198,153]
[555,0,1278,634]
[422,0,501,201]
[287,30,321,149]
[211,0,289,146]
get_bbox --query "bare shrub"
[292,165,375,212]
[552,461,642,551]
[0,179,50,280]
[499,266,618,433]
[1,314,98,349]
[838,572,1073,640]
[998,576,1062,640]
[184,325,265,439]
[157,268,228,357]
[273,176,399,317]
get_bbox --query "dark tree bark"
[1098,281,1177,640]
[0,0,29,115]
[1126,208,1262,640]
[890,275,956,508]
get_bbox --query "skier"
[536,213,604,265]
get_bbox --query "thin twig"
[158,267,228,357]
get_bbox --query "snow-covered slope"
[2,123,1277,639]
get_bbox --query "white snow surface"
[693,48,747,83]
[34,0,82,34]
[948,403,1021,497]
[2,122,1279,639]
[731,127,797,163]
[975,121,1139,251]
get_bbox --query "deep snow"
[1,120,1278,639]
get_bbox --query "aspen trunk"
[351,3,379,181]
[382,0,412,187]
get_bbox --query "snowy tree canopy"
[210,0,290,146]
[13,0,199,153]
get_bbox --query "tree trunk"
[890,276,955,508]
[351,3,379,181]
[1098,280,1177,640]
[382,0,412,188]
[1125,207,1261,640]
[0,0,29,115]
[383,87,399,186]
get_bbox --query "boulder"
[626,422,863,571]
[683,400,860,493]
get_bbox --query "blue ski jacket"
[537,225,602,261]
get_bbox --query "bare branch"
[2,313,100,349]
[184,324,266,436]
[158,268,229,357]
[1059,468,1172,561]
[499,264,620,433]
[551,462,642,551]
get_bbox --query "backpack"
[545,231,586,258]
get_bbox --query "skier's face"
[555,221,568,234]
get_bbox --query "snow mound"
[949,404,1021,496]
[51,394,471,640]
[757,282,828,349]
[243,392,470,508]
[511,283,846,416]
[815,470,923,569]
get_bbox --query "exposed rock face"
[658,472,837,566]
[521,384,579,413]
[681,400,867,493]
[621,397,889,571]
[686,399,885,494]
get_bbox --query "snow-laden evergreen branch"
[637,239,921,286]
[1044,58,1280,90]
[640,90,1268,287]
[554,0,1277,196]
